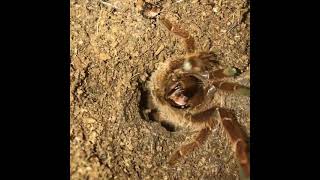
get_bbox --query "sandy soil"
[70,0,250,179]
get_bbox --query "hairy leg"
[217,108,250,178]
[160,17,195,53]
[208,67,240,79]
[211,81,250,96]
[183,53,217,73]
[168,127,211,166]
[168,108,219,165]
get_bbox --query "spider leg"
[178,52,218,74]
[217,108,250,178]
[160,17,195,53]
[211,81,250,96]
[168,127,211,166]
[168,108,218,165]
[209,67,240,79]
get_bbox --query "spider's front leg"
[168,108,218,165]
[208,67,240,79]
[217,108,250,178]
[211,81,250,96]
[181,56,249,97]
[181,54,243,84]
[203,66,250,96]
[160,17,195,53]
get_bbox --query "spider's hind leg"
[168,127,211,166]
[168,108,218,165]
[216,108,250,178]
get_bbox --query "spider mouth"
[166,82,189,108]
[169,88,188,106]
[166,75,202,109]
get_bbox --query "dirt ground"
[70,0,250,179]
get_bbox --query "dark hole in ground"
[160,121,176,132]
[138,81,176,132]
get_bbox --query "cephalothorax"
[144,17,250,178]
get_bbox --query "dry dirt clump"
[70,0,250,179]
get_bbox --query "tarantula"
[144,17,250,178]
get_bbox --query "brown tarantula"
[144,17,250,177]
